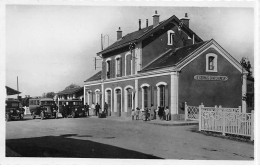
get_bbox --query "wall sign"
[194,75,228,81]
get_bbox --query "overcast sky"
[5,5,254,97]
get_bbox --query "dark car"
[29,98,57,120]
[58,99,85,118]
[5,99,24,121]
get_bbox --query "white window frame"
[105,88,112,113]
[140,83,150,110]
[156,82,167,107]
[95,89,101,104]
[114,87,122,113]
[124,85,134,112]
[125,52,132,76]
[106,58,111,79]
[167,30,175,45]
[115,55,121,77]
[206,53,218,72]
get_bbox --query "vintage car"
[58,99,85,118]
[29,98,57,120]
[5,99,25,121]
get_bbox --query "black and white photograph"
[1,0,258,165]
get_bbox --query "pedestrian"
[131,109,135,120]
[91,103,95,116]
[165,106,170,121]
[158,106,164,120]
[144,106,149,121]
[85,103,89,117]
[104,102,108,116]
[150,104,155,120]
[95,103,100,116]
[135,107,140,120]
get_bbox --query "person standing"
[85,103,89,117]
[131,109,135,120]
[95,103,100,116]
[150,104,155,120]
[158,106,164,120]
[104,102,108,116]
[144,106,149,121]
[135,107,140,120]
[165,106,170,121]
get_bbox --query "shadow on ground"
[6,134,161,159]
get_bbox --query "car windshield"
[41,101,54,105]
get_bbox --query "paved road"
[6,116,254,160]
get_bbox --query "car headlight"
[16,110,20,113]
[10,110,13,113]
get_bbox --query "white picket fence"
[185,103,254,141]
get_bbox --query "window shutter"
[165,85,169,107]
[102,61,106,80]
[111,59,115,78]
[154,86,157,108]
[148,86,151,108]
[120,57,123,77]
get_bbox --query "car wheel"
[72,112,76,118]
[6,114,10,122]
[20,113,24,120]
[40,112,44,120]
[32,112,36,119]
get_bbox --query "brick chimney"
[146,19,148,28]
[180,13,190,28]
[139,19,141,30]
[117,27,122,40]
[152,10,160,27]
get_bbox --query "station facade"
[83,11,247,120]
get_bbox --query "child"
[135,107,140,120]
[165,106,170,121]
[131,109,135,120]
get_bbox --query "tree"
[65,83,81,90]
[240,57,252,77]
[42,92,55,99]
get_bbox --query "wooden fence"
[199,105,254,141]
[185,102,254,141]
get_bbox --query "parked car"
[5,99,24,122]
[29,98,57,120]
[58,99,85,118]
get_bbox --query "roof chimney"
[152,10,160,27]
[117,27,122,40]
[139,19,141,30]
[180,13,190,28]
[146,19,148,28]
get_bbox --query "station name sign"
[194,75,228,81]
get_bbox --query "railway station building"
[83,11,248,120]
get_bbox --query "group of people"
[131,104,170,121]
[84,102,109,117]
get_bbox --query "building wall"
[178,47,242,114]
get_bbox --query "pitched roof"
[98,15,203,55]
[84,71,102,82]
[142,41,208,72]
[58,87,83,95]
[6,86,21,95]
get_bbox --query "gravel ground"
[6,115,254,160]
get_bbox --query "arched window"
[206,53,218,72]
[167,30,175,45]
[106,58,111,79]
[114,87,122,115]
[115,55,122,77]
[141,83,150,110]
[95,89,101,104]
[156,82,167,107]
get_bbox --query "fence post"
[198,104,203,131]
[185,102,188,121]
[251,110,254,141]
[221,105,226,136]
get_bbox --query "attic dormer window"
[167,30,175,45]
[206,53,218,72]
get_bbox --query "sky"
[5,5,254,97]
